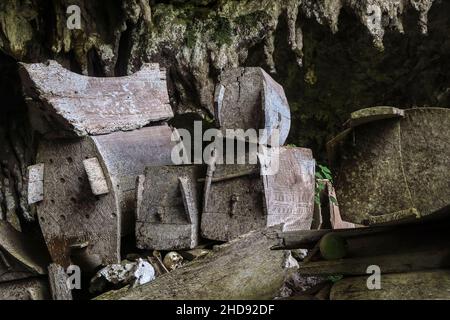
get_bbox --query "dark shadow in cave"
[246,3,450,162]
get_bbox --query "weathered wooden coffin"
[0,220,51,283]
[136,165,204,250]
[19,60,173,137]
[214,68,291,146]
[201,147,315,241]
[328,107,450,225]
[32,125,178,268]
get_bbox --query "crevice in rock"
[114,20,134,76]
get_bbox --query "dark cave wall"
[0,0,449,226]
[273,3,450,155]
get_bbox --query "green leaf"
[318,165,331,175]
[324,172,333,181]
[315,172,325,180]
[314,194,321,205]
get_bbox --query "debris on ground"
[89,258,155,293]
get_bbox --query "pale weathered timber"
[0,220,50,276]
[95,227,297,300]
[262,147,316,231]
[328,107,450,225]
[344,106,405,128]
[48,263,73,300]
[19,60,173,138]
[83,158,109,196]
[0,278,50,300]
[331,270,450,300]
[27,163,44,204]
[214,68,291,146]
[136,165,204,250]
[202,146,315,241]
[35,125,178,267]
[92,125,178,234]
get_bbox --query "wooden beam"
[95,227,296,300]
[331,270,450,300]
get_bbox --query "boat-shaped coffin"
[328,107,450,225]
[19,60,173,138]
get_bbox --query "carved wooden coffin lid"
[19,60,174,137]
[136,165,204,250]
[328,107,450,225]
[201,146,315,241]
[214,67,291,146]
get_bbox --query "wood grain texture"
[83,158,109,196]
[202,147,315,241]
[36,138,120,267]
[215,68,291,146]
[96,227,295,300]
[19,60,173,137]
[201,163,266,241]
[0,278,50,300]
[93,125,177,235]
[330,108,450,225]
[262,147,315,232]
[331,270,450,300]
[136,165,203,250]
[48,263,73,300]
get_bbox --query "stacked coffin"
[4,61,317,299]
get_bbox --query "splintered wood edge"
[83,157,110,195]
[178,177,196,224]
[135,175,145,221]
[48,263,73,300]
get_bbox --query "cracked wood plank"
[19,60,173,137]
[215,68,291,146]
